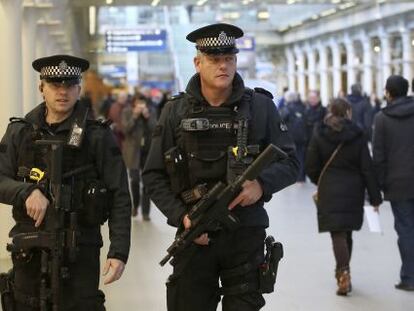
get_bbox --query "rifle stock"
[159,144,287,266]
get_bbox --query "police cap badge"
[186,23,243,55]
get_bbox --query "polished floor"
[1,182,414,310]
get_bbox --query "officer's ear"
[194,56,201,73]
[39,82,46,101]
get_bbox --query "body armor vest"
[178,89,253,188]
[13,119,99,224]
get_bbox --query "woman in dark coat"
[305,98,382,296]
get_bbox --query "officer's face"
[194,53,237,91]
[41,81,81,120]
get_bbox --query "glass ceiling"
[78,0,390,34]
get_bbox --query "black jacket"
[373,96,414,201]
[280,101,308,144]
[346,94,373,140]
[305,120,382,232]
[0,102,131,263]
[305,103,326,141]
[143,73,299,228]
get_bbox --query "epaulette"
[169,92,185,101]
[9,117,34,129]
[254,87,274,99]
[9,117,29,124]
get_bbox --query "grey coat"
[121,104,157,169]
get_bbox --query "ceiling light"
[151,0,160,6]
[106,0,113,4]
[257,11,270,20]
[24,2,53,8]
[320,8,337,17]
[290,21,303,27]
[197,0,208,5]
[37,19,61,26]
[89,6,96,36]
[331,0,341,3]
[223,12,240,19]
[411,39,414,46]
[287,0,296,4]
[374,46,381,53]
[339,2,355,9]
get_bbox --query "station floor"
[1,181,414,310]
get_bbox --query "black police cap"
[186,23,243,55]
[32,54,89,84]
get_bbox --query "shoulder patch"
[254,87,273,99]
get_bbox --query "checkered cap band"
[40,64,82,78]
[196,33,236,48]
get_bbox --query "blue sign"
[99,64,126,77]
[106,29,167,52]
[236,36,255,51]
[141,80,175,91]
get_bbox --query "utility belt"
[164,144,260,204]
[219,236,284,295]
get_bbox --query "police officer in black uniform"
[0,55,131,310]
[143,23,299,311]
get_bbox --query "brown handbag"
[313,143,343,206]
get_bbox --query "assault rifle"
[160,144,288,266]
[7,140,79,311]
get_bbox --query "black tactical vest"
[178,89,253,188]
[12,118,98,222]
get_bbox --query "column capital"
[303,42,314,54]
[328,38,341,53]
[376,25,389,39]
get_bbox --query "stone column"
[295,47,306,100]
[380,32,392,87]
[0,0,23,259]
[330,39,342,98]
[22,6,40,114]
[35,24,52,104]
[306,46,317,91]
[317,44,329,106]
[285,48,296,92]
[361,36,373,96]
[401,29,413,85]
[345,37,356,91]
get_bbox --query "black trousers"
[167,226,266,311]
[129,168,150,215]
[12,245,104,311]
